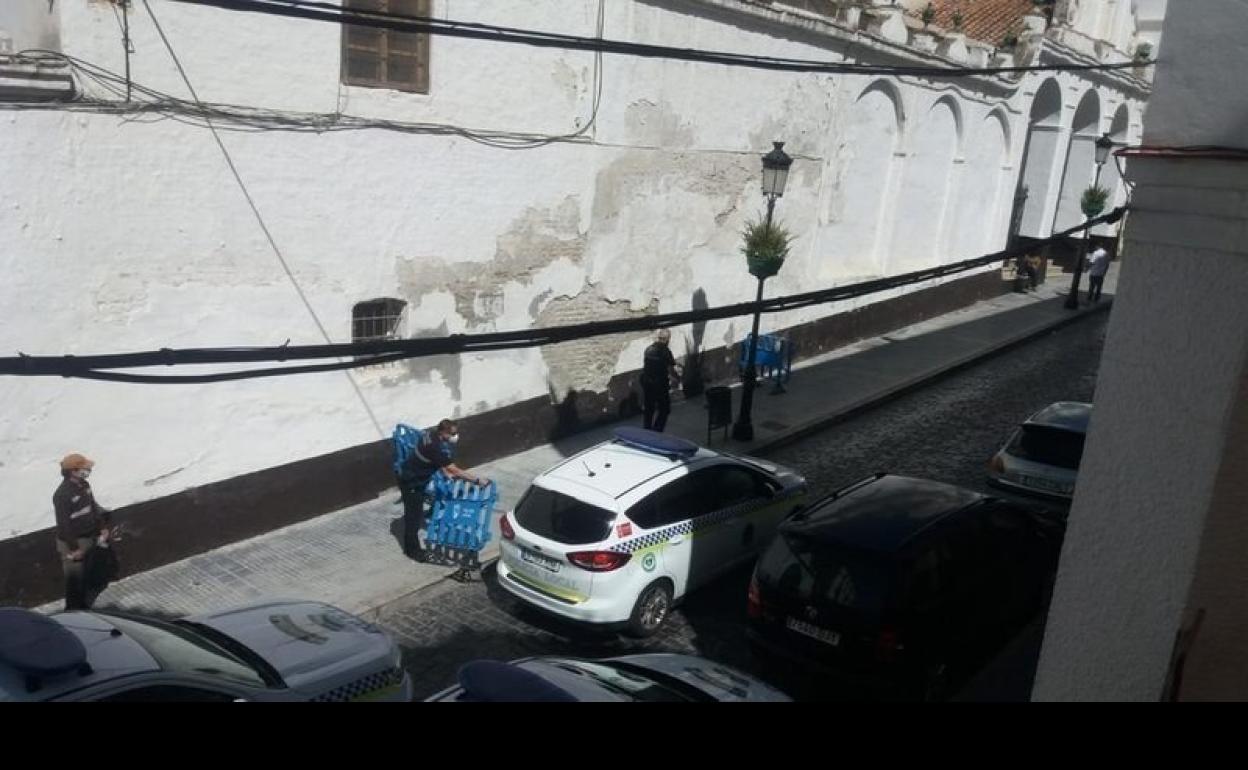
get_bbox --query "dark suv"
[746,473,1065,700]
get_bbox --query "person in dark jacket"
[53,453,111,611]
[640,329,682,432]
[397,419,488,561]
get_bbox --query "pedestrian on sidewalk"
[1086,245,1110,303]
[1016,254,1039,292]
[397,419,488,562]
[52,453,112,611]
[641,328,682,433]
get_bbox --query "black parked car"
[746,473,1065,701]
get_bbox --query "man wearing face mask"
[53,453,111,610]
[398,419,487,562]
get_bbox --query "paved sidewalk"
[42,266,1117,618]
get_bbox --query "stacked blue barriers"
[424,474,498,573]
[739,333,794,392]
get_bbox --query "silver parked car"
[988,402,1091,501]
[0,600,412,702]
[426,654,791,702]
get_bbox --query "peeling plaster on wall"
[551,60,592,114]
[92,273,151,326]
[385,198,588,399]
[747,77,836,163]
[591,150,755,236]
[624,99,696,148]
[528,288,555,320]
[395,196,587,327]
[588,149,758,308]
[537,283,658,397]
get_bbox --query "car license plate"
[520,547,562,573]
[786,617,840,647]
[1020,475,1071,495]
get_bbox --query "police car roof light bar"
[611,427,699,460]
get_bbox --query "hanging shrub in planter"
[1081,184,1110,219]
[742,218,792,279]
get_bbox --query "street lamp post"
[1065,132,1115,309]
[732,141,793,442]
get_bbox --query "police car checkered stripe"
[609,486,803,554]
[310,667,403,703]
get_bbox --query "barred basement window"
[341,0,431,93]
[352,298,406,363]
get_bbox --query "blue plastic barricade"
[391,423,423,478]
[738,333,794,392]
[423,474,498,578]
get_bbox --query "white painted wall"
[0,0,59,52]
[0,0,1148,538]
[887,98,959,274]
[1033,0,1247,701]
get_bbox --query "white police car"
[497,428,807,636]
[0,600,412,702]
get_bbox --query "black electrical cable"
[0,206,1126,382]
[6,50,604,150]
[168,0,1155,79]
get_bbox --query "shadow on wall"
[683,288,709,399]
[549,386,582,442]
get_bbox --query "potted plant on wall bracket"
[742,217,792,279]
[1081,184,1110,219]
[921,3,936,27]
[951,10,964,33]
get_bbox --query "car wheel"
[626,581,673,638]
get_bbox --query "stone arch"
[932,94,966,159]
[1053,88,1103,233]
[1014,78,1065,239]
[858,78,907,144]
[816,79,906,279]
[1094,103,1132,235]
[885,97,960,273]
[950,110,1012,259]
[986,106,1013,160]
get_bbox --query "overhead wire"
[140,0,385,436]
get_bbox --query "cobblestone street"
[371,313,1110,700]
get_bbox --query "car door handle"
[668,535,686,546]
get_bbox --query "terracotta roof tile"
[916,0,1040,47]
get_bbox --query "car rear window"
[1007,425,1085,470]
[758,533,891,615]
[514,485,616,545]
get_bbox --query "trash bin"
[705,386,732,445]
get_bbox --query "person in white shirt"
[1086,246,1111,303]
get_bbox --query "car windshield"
[103,614,267,688]
[541,659,690,702]
[760,533,890,615]
[1007,425,1085,470]
[514,486,616,545]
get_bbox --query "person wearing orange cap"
[53,453,111,610]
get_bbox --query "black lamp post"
[732,141,793,442]
[1065,132,1115,309]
